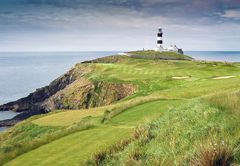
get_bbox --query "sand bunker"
[212,76,236,80]
[172,76,189,80]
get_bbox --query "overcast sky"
[0,0,240,51]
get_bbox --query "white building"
[154,28,183,54]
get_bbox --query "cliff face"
[0,65,83,113]
[43,78,136,111]
[0,57,136,125]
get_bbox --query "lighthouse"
[154,27,184,54]
[155,28,164,51]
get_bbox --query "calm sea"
[0,51,240,129]
[185,51,240,62]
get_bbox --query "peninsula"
[0,50,239,166]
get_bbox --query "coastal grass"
[1,54,240,165]
[4,126,132,166]
[32,110,104,127]
[91,97,240,165]
[7,92,240,165]
[2,93,239,165]
[0,116,97,165]
[109,99,182,125]
[3,99,179,166]
[87,57,240,98]
[0,94,170,164]
[203,90,240,114]
[127,50,193,60]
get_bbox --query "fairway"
[5,99,178,165]
[5,126,132,166]
[33,110,104,127]
[110,99,182,125]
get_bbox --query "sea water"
[0,111,20,132]
[185,51,240,62]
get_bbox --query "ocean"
[185,51,240,62]
[0,51,240,127]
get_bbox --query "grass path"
[110,99,182,125]
[5,126,132,166]
[5,100,179,166]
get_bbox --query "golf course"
[0,51,240,166]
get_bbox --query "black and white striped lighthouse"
[154,27,184,54]
[156,28,164,51]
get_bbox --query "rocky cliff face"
[0,65,82,113]
[0,57,136,126]
[43,78,136,111]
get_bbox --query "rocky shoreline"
[0,56,137,128]
[0,109,45,127]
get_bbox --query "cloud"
[221,9,240,20]
[0,0,240,51]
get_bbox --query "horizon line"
[0,50,240,53]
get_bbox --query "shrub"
[191,140,236,166]
[125,147,147,166]
[85,124,154,165]
[92,150,108,166]
[204,90,240,114]
[86,138,133,166]
[133,125,154,145]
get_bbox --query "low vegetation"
[191,140,235,166]
[128,50,193,60]
[0,116,95,164]
[32,110,104,127]
[89,95,240,165]
[1,51,240,165]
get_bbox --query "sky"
[0,0,240,51]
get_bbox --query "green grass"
[1,54,240,165]
[110,99,182,125]
[3,99,178,166]
[99,98,240,165]
[0,116,96,164]
[32,110,104,127]
[5,126,132,166]
[128,50,193,60]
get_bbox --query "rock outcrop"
[43,78,136,111]
[0,65,80,113]
[0,57,136,126]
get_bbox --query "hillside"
[0,56,136,126]
[0,51,190,126]
[0,51,240,165]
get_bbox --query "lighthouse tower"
[154,27,184,54]
[155,28,164,51]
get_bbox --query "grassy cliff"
[0,51,240,165]
[127,50,193,60]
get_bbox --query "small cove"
[0,111,19,132]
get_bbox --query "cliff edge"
[0,56,136,126]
